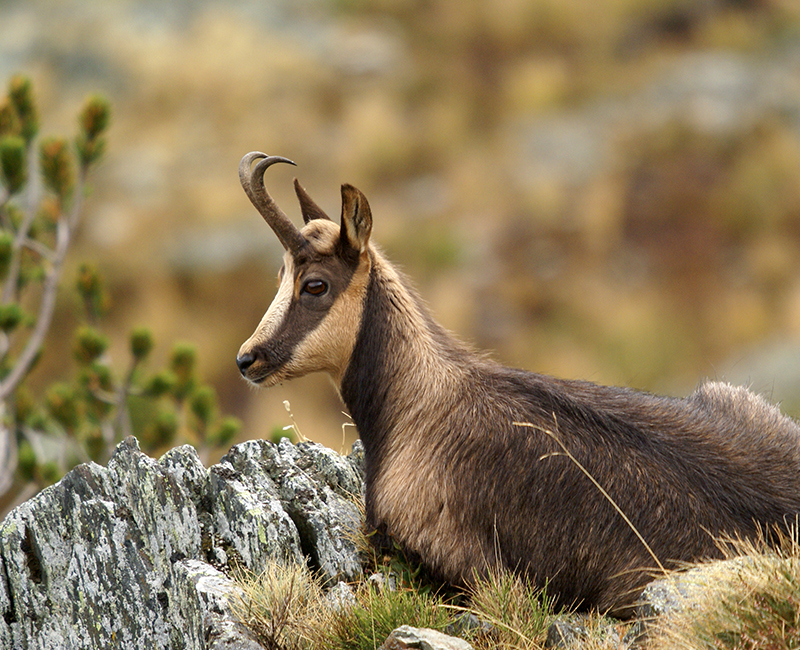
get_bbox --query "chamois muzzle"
[239,152,307,255]
[236,352,256,376]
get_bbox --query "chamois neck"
[340,251,472,455]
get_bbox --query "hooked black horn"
[239,152,306,255]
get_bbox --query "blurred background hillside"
[2,0,800,456]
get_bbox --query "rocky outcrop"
[0,436,364,649]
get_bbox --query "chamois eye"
[303,279,328,296]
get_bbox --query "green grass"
[322,581,456,650]
[229,561,460,650]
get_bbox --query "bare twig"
[0,166,88,400]
[0,403,16,497]
[109,357,141,458]
[20,236,55,262]
[2,143,40,305]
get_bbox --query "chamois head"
[236,152,373,387]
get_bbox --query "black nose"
[236,352,256,375]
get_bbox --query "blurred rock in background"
[2,0,799,454]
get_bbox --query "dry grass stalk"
[514,418,668,578]
[229,561,329,650]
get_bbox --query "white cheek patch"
[240,257,295,354]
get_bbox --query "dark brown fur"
[341,253,800,615]
[237,157,800,617]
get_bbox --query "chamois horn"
[239,152,306,255]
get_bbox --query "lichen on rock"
[0,436,365,649]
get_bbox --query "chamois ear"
[340,184,372,255]
[294,178,331,223]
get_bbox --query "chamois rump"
[235,152,800,616]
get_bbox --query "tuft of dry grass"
[228,561,329,650]
[647,528,800,649]
[461,567,553,649]
[229,557,459,650]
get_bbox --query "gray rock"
[445,612,493,638]
[544,616,629,649]
[326,580,357,612]
[220,438,364,584]
[636,556,756,620]
[348,439,366,483]
[173,559,247,650]
[0,435,366,650]
[160,443,211,510]
[0,438,204,648]
[368,571,398,593]
[544,619,590,649]
[205,613,270,650]
[380,625,474,650]
[207,457,303,573]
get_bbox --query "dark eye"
[302,279,328,296]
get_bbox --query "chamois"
[235,152,800,617]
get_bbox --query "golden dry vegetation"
[2,0,800,454]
